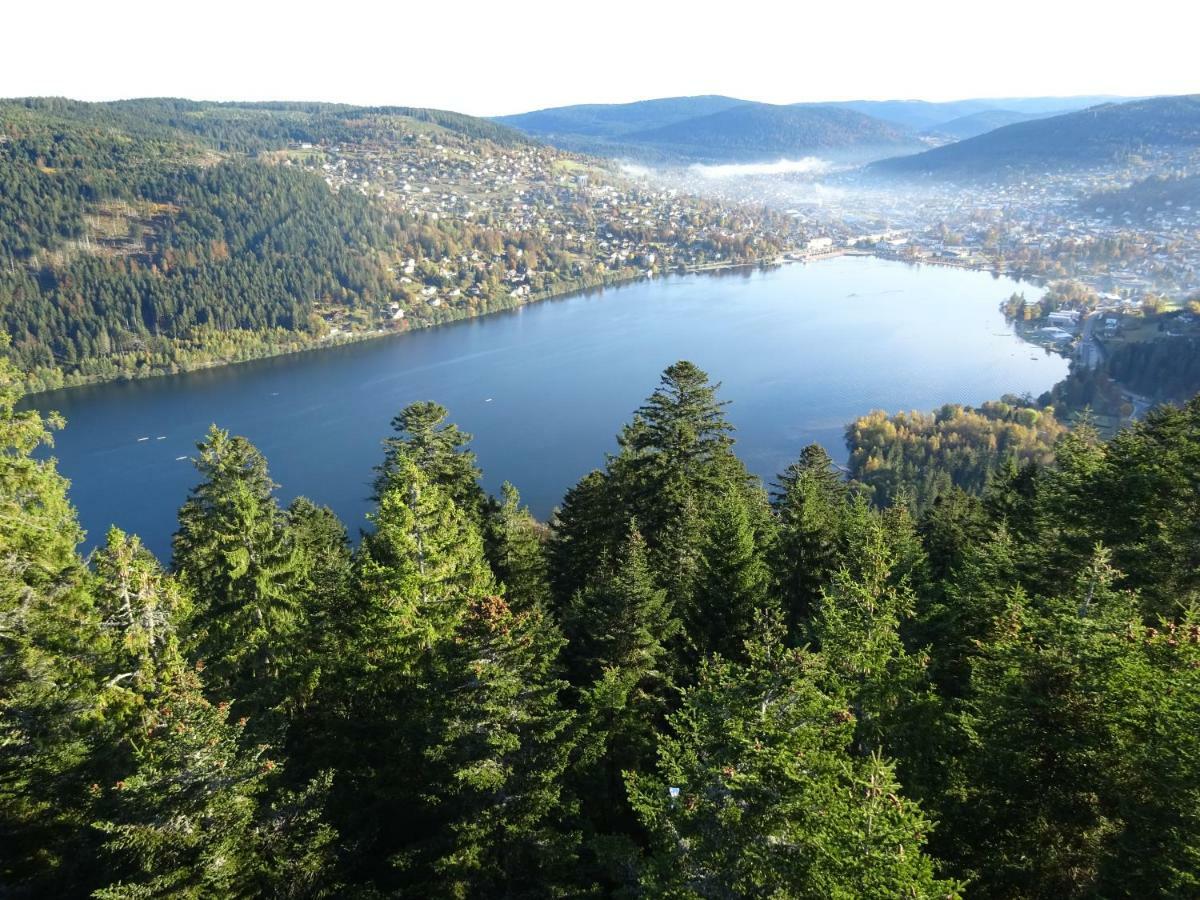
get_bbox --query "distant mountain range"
[871,95,1200,179]
[497,97,921,163]
[821,96,1126,132]
[921,109,1049,141]
[494,94,1130,164]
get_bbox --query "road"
[1077,310,1105,370]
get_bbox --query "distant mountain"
[816,96,1126,131]
[623,102,921,163]
[871,95,1200,178]
[818,99,996,131]
[922,109,1048,141]
[496,94,1137,165]
[496,97,921,163]
[494,96,746,139]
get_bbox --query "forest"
[3,346,1199,898]
[0,99,789,394]
[845,399,1066,509]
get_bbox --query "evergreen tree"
[771,444,849,635]
[330,454,498,888]
[548,469,624,611]
[811,511,928,758]
[686,486,774,665]
[563,528,678,859]
[89,528,337,899]
[484,482,551,612]
[92,666,337,899]
[375,401,486,524]
[358,453,497,654]
[416,595,577,898]
[172,426,304,729]
[0,343,104,891]
[628,616,959,898]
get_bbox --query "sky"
[3,0,1197,117]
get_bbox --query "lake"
[26,255,1068,560]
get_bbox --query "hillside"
[494,95,745,139]
[1084,172,1200,219]
[495,94,1127,164]
[623,102,921,162]
[872,95,1200,178]
[0,98,794,392]
[923,108,1047,140]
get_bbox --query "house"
[1047,310,1080,328]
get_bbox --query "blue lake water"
[26,256,1067,559]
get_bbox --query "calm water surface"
[27,256,1067,559]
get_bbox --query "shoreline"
[16,250,1042,400]
[19,260,776,399]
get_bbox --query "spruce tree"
[0,346,103,891]
[687,486,774,665]
[172,426,304,729]
[89,528,337,899]
[771,444,849,635]
[811,510,928,759]
[548,469,624,611]
[417,595,578,898]
[628,615,959,898]
[375,401,486,524]
[563,529,678,849]
[333,454,498,887]
[484,481,551,612]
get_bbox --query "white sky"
[3,0,1196,117]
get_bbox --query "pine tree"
[172,426,304,729]
[375,401,486,524]
[628,615,959,898]
[686,486,774,665]
[416,595,577,898]
[771,444,849,636]
[0,343,104,891]
[484,482,551,612]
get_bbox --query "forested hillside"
[0,99,794,393]
[4,352,1200,897]
[872,94,1200,178]
[623,102,921,163]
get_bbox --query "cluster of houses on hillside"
[285,130,805,320]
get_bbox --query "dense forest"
[0,99,790,393]
[4,349,1200,898]
[845,399,1066,509]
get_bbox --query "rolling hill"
[496,94,1134,164]
[871,95,1200,178]
[922,109,1048,141]
[622,102,922,163]
[494,95,746,139]
[497,98,923,163]
[829,96,1127,131]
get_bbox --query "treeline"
[845,399,1066,509]
[1,161,404,390]
[4,355,1200,897]
[1,100,789,393]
